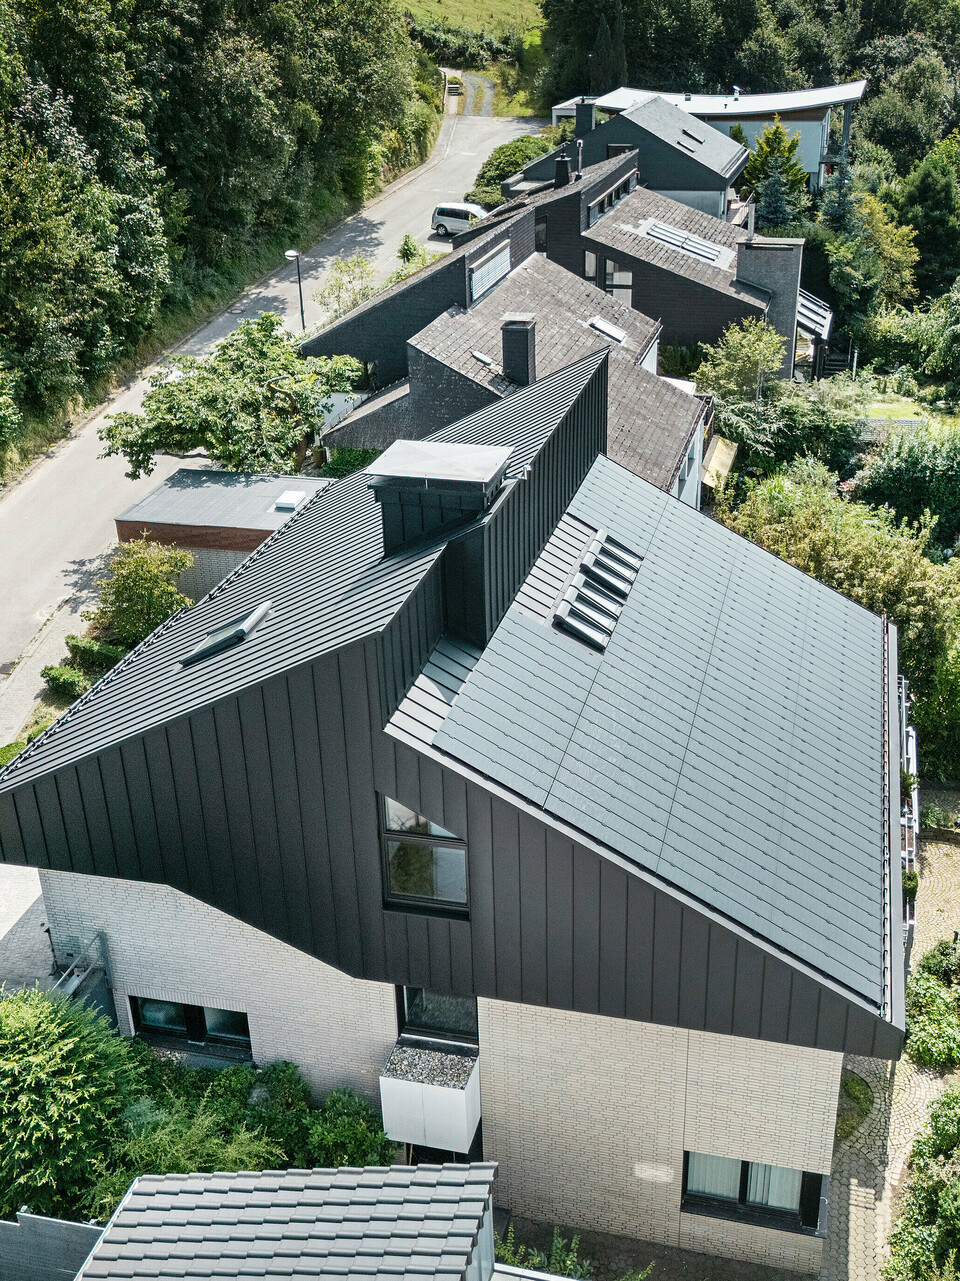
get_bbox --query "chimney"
[735,236,803,377]
[366,439,514,554]
[575,98,596,135]
[576,138,584,179]
[501,314,536,386]
[554,154,571,188]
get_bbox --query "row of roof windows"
[553,530,641,651]
[645,220,724,262]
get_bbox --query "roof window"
[553,530,640,651]
[589,316,627,344]
[274,490,306,511]
[180,601,272,667]
[645,221,723,262]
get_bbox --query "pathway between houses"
[821,831,960,1281]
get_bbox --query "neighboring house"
[552,82,868,189]
[502,96,750,222]
[74,1164,498,1281]
[0,351,906,1272]
[115,470,329,600]
[326,252,709,507]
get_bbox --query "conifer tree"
[819,162,859,235]
[740,118,808,200]
[589,17,619,95]
[899,153,960,298]
[754,156,800,229]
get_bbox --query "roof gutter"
[883,618,907,1042]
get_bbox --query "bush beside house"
[0,989,397,1225]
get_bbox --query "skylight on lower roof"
[180,601,272,667]
[589,316,627,344]
[553,530,640,651]
[646,221,723,262]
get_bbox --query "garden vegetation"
[0,0,439,476]
[888,1084,960,1281]
[0,989,396,1224]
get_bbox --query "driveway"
[0,112,539,688]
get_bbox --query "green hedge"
[41,665,91,701]
[65,634,127,674]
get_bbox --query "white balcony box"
[379,1043,480,1153]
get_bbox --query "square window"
[400,986,478,1043]
[203,1006,251,1044]
[134,997,186,1033]
[386,839,467,905]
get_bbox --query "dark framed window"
[381,796,468,912]
[130,997,251,1054]
[584,251,598,284]
[682,1151,823,1233]
[397,986,479,1047]
[603,261,632,305]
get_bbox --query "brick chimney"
[501,315,536,386]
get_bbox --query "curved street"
[0,108,540,740]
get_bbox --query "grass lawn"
[835,1072,874,1142]
[490,26,547,115]
[866,395,960,430]
[405,0,541,29]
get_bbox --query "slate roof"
[0,354,606,790]
[410,253,705,491]
[496,151,641,213]
[392,454,889,1008]
[620,97,747,179]
[78,1164,497,1281]
[584,188,769,307]
[116,470,329,532]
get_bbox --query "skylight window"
[553,531,640,651]
[645,221,723,262]
[180,601,272,667]
[589,316,627,344]
[472,350,495,367]
[274,490,305,511]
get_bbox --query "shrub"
[904,869,919,904]
[465,135,554,207]
[0,741,25,768]
[918,939,960,986]
[495,1225,597,1279]
[408,19,517,69]
[307,1090,396,1167]
[905,971,960,1069]
[64,634,127,674]
[41,664,91,700]
[0,989,141,1218]
[695,318,786,401]
[319,448,380,479]
[85,1096,281,1222]
[246,1061,314,1165]
[84,539,193,648]
[922,801,951,827]
[836,1072,875,1141]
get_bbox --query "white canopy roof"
[555,81,867,120]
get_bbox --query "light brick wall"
[38,870,398,1100]
[477,997,840,1274]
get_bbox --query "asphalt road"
[0,112,539,672]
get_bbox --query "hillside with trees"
[0,0,440,472]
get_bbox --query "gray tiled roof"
[418,455,887,1006]
[78,1164,497,1281]
[410,254,704,491]
[116,470,329,531]
[0,354,605,790]
[621,97,748,180]
[585,188,769,306]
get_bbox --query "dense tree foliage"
[0,990,141,1218]
[0,0,433,437]
[101,315,361,477]
[857,424,960,549]
[716,461,960,778]
[695,318,785,401]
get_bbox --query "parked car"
[432,202,486,237]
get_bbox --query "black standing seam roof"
[0,352,608,791]
[407,455,891,1010]
[77,1165,497,1281]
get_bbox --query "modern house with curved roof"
[552,81,868,188]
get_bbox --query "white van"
[431,202,487,237]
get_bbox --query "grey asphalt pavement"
[0,112,539,677]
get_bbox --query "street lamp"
[285,248,305,332]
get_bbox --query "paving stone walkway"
[821,832,960,1281]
